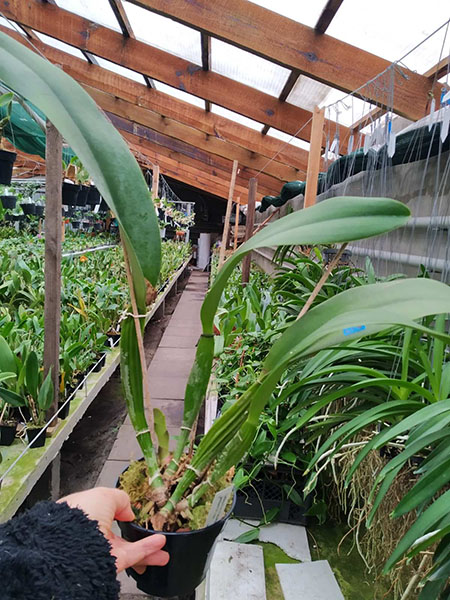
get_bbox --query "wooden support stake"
[233,196,240,251]
[152,163,160,198]
[44,121,62,417]
[218,159,238,268]
[242,178,257,284]
[304,106,325,209]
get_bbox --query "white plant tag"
[205,486,234,527]
[441,107,450,143]
[428,98,436,131]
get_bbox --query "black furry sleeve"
[0,501,120,600]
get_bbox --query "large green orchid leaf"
[0,31,160,285]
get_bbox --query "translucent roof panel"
[0,16,18,31]
[123,1,202,65]
[247,0,328,28]
[319,90,376,128]
[55,0,121,31]
[93,56,147,85]
[153,82,205,108]
[287,75,333,112]
[267,128,310,151]
[327,0,450,74]
[33,31,88,61]
[211,38,290,97]
[211,104,264,131]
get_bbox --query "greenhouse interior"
[0,1,449,599]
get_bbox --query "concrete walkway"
[95,271,209,598]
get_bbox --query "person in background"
[0,487,169,600]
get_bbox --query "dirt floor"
[59,271,190,497]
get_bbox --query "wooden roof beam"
[129,0,441,121]
[424,56,450,81]
[0,24,311,173]
[315,0,345,34]
[1,0,346,143]
[87,86,298,182]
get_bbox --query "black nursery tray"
[234,464,312,526]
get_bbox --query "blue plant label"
[343,325,366,336]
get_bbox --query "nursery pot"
[98,198,109,212]
[76,185,89,206]
[93,353,106,372]
[117,476,235,597]
[87,186,101,206]
[71,220,81,230]
[62,182,80,206]
[58,399,71,420]
[20,202,36,216]
[0,150,16,185]
[0,423,17,446]
[1,195,17,210]
[323,248,352,266]
[26,427,46,449]
[93,222,103,232]
[35,205,45,217]
[105,332,120,347]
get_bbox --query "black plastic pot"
[87,186,101,206]
[62,182,80,206]
[12,405,31,422]
[20,203,36,216]
[105,332,120,347]
[117,485,236,598]
[58,399,71,420]
[0,423,17,446]
[98,198,109,212]
[0,150,16,185]
[26,427,46,448]
[323,248,352,266]
[76,185,89,207]
[93,222,103,232]
[71,220,81,230]
[234,464,311,526]
[93,353,106,372]
[1,195,17,210]
[35,205,45,217]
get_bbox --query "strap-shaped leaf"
[0,31,160,286]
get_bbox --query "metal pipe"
[347,245,447,272]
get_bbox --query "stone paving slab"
[276,561,345,600]
[159,335,200,349]
[221,518,311,562]
[150,347,197,365]
[149,376,189,399]
[207,541,266,600]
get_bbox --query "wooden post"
[218,159,238,268]
[233,196,240,251]
[304,105,325,208]
[241,178,257,284]
[152,163,160,198]
[44,121,62,418]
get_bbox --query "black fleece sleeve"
[0,500,120,600]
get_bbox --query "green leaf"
[153,407,170,463]
[0,335,17,375]
[25,350,39,401]
[0,32,160,286]
[37,369,54,412]
[0,372,16,383]
[0,386,26,407]
[234,527,260,544]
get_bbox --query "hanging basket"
[62,182,80,206]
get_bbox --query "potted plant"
[0,92,15,185]
[0,184,17,210]
[2,37,449,598]
[23,351,54,448]
[62,157,81,206]
[0,371,22,446]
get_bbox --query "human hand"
[58,487,169,574]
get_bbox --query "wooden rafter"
[315,0,345,34]
[129,0,441,121]
[1,0,347,143]
[0,24,311,173]
[108,0,135,38]
[424,56,450,81]
[87,86,299,182]
[111,113,281,198]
